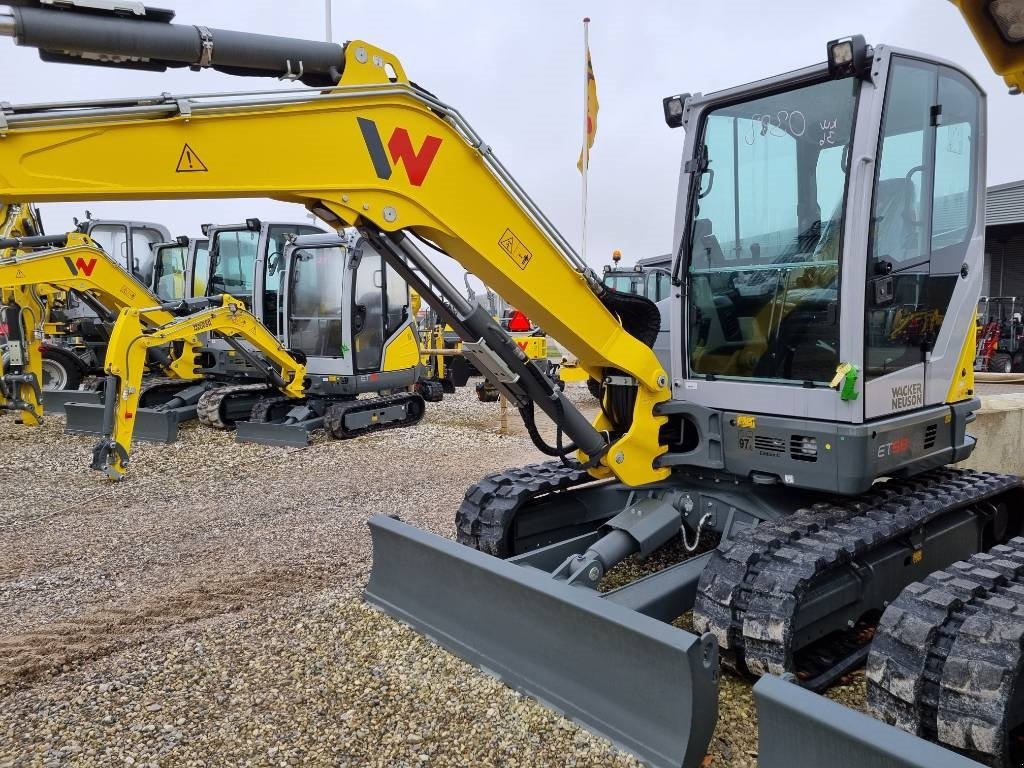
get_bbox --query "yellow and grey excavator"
[0,230,204,425]
[1,4,1022,766]
[94,293,306,479]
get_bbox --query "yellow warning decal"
[176,144,208,173]
[737,415,756,429]
[498,228,533,270]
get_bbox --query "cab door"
[863,56,982,418]
[351,248,386,374]
[254,224,323,337]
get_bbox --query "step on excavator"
[0,4,1020,765]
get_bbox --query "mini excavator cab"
[664,38,984,494]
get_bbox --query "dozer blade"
[64,403,194,443]
[234,417,323,447]
[41,388,101,415]
[365,515,720,768]
[754,675,983,768]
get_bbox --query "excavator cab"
[235,229,432,447]
[196,219,323,380]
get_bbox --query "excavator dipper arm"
[0,203,47,423]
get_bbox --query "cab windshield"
[686,76,859,384]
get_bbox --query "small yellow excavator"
[0,231,203,424]
[93,293,306,479]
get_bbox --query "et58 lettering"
[877,436,910,459]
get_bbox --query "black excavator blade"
[365,515,720,768]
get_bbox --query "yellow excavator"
[95,293,306,479]
[0,230,203,424]
[2,3,1024,767]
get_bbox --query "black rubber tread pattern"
[196,383,273,429]
[137,377,184,408]
[416,380,445,403]
[454,460,594,558]
[248,395,298,424]
[867,537,1024,767]
[323,392,425,440]
[693,469,1021,679]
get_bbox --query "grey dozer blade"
[365,515,720,768]
[754,675,984,768]
[64,401,194,444]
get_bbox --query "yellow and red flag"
[578,23,599,172]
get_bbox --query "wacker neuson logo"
[891,382,923,411]
[357,117,442,187]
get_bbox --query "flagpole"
[581,17,590,264]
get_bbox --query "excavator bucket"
[365,515,720,768]
[64,402,190,444]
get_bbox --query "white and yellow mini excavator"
[1,3,1022,766]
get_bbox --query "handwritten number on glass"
[744,110,807,144]
[819,118,838,146]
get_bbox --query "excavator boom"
[0,2,669,487]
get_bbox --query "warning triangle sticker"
[175,144,208,173]
[499,236,514,255]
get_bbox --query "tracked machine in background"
[91,292,306,479]
[0,5,1019,766]
[0,230,204,426]
[234,229,438,447]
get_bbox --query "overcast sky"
[1,0,1020,292]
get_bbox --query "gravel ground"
[0,381,866,767]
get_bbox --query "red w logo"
[64,256,98,277]
[357,117,442,187]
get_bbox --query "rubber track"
[196,383,272,429]
[693,469,1021,678]
[137,376,184,408]
[248,395,294,423]
[454,460,594,557]
[867,537,1024,768]
[324,392,425,440]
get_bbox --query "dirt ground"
[0,382,863,768]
